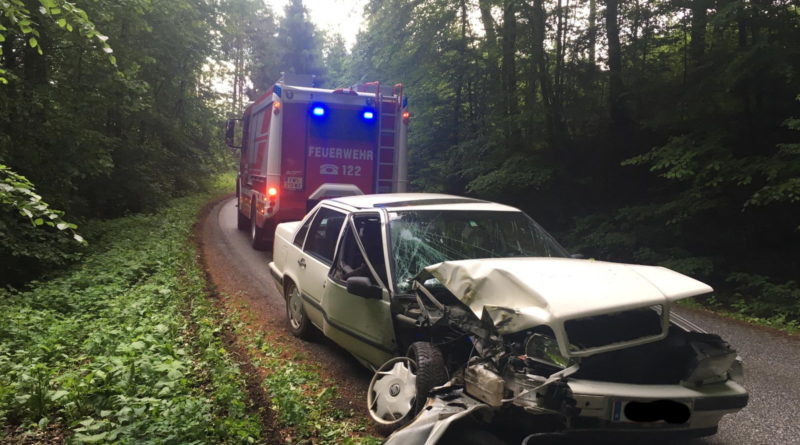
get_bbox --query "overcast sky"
[264,0,367,49]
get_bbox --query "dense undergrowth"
[222,303,381,445]
[0,184,262,443]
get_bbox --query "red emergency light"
[402,110,410,123]
[273,101,282,115]
[266,186,277,214]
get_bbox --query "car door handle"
[297,258,306,269]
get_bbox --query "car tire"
[249,202,269,250]
[407,342,448,414]
[367,357,419,435]
[285,281,313,339]
[237,198,249,231]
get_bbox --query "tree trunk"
[501,0,518,118]
[690,0,709,74]
[454,0,468,146]
[232,35,240,116]
[588,0,597,65]
[605,0,627,125]
[555,0,564,103]
[478,0,501,103]
[532,0,560,146]
[501,0,520,149]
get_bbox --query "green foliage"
[725,273,800,321]
[0,0,115,83]
[229,309,379,444]
[275,0,324,78]
[0,163,86,286]
[219,0,280,111]
[745,96,800,213]
[1,0,236,285]
[349,0,800,324]
[322,33,349,88]
[0,188,261,443]
[0,163,83,242]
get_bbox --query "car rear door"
[296,206,347,327]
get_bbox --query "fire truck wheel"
[249,203,269,250]
[237,199,249,231]
[285,281,313,339]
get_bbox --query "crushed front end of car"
[379,258,748,444]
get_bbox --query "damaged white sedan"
[268,193,747,444]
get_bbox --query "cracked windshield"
[389,210,568,291]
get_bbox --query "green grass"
[225,302,382,445]
[678,297,800,335]
[0,175,262,443]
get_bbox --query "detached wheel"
[285,281,312,339]
[249,203,269,250]
[367,342,448,434]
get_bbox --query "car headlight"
[728,357,744,382]
[684,340,737,386]
[524,333,576,369]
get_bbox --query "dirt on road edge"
[192,194,379,443]
[191,194,281,444]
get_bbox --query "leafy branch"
[0,163,85,243]
[0,0,115,84]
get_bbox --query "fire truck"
[225,74,409,249]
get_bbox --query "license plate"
[612,399,692,424]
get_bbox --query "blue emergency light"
[312,106,326,117]
[362,109,376,121]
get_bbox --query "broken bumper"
[385,379,747,445]
[567,378,748,432]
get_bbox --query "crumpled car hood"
[421,258,713,334]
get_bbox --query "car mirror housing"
[347,276,383,299]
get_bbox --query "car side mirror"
[225,118,241,149]
[346,276,383,299]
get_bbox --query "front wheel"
[368,357,419,434]
[367,342,448,434]
[407,342,448,413]
[286,281,312,339]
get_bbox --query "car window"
[304,207,346,264]
[294,209,317,247]
[330,213,387,286]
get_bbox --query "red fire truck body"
[228,76,409,249]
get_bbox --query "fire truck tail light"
[273,101,281,115]
[402,111,410,123]
[267,187,278,197]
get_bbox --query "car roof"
[327,193,521,212]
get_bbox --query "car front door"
[297,206,346,327]
[321,211,396,368]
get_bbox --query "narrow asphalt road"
[206,197,800,445]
